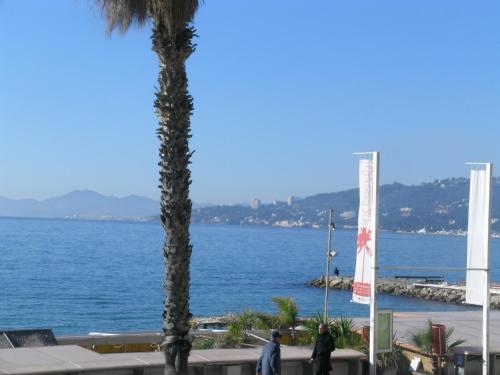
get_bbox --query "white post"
[482,163,492,375]
[369,152,380,375]
[483,270,490,375]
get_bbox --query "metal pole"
[482,163,492,375]
[483,279,489,375]
[324,209,333,323]
[369,152,380,375]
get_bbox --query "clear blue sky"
[1,1,499,204]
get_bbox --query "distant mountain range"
[0,190,159,220]
[2,178,500,234]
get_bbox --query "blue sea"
[0,217,492,335]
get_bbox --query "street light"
[324,209,336,323]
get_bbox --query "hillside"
[192,178,500,234]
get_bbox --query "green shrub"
[215,334,241,349]
[304,313,363,350]
[227,310,276,344]
[304,312,330,344]
[192,337,216,350]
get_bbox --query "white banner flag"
[353,154,379,304]
[466,164,492,306]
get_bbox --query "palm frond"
[445,326,454,340]
[98,0,149,34]
[331,316,356,338]
[448,339,466,350]
[410,319,465,355]
[227,310,276,341]
[149,0,199,34]
[272,297,298,328]
[304,312,325,344]
[98,0,199,35]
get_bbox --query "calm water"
[0,217,491,335]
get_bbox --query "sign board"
[377,309,393,353]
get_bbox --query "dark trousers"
[314,363,331,375]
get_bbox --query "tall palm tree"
[97,1,199,374]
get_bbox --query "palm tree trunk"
[152,20,195,375]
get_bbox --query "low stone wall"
[309,276,500,308]
[0,345,365,375]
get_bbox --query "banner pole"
[369,152,380,375]
[482,163,492,375]
[483,265,490,375]
[465,162,492,375]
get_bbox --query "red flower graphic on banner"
[357,227,372,256]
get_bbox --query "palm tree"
[272,297,299,340]
[410,319,465,356]
[97,1,199,374]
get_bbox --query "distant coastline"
[2,214,500,239]
[3,177,500,235]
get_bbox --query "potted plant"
[410,319,465,374]
[376,337,409,375]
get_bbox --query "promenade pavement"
[352,310,500,351]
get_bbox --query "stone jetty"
[309,276,500,308]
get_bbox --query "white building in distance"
[251,198,261,210]
[400,207,412,217]
[287,195,294,206]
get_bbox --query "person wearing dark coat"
[256,330,281,375]
[310,323,336,375]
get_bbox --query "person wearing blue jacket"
[256,331,282,375]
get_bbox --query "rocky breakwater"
[309,276,500,308]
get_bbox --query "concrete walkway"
[352,310,500,350]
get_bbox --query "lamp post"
[324,209,337,323]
